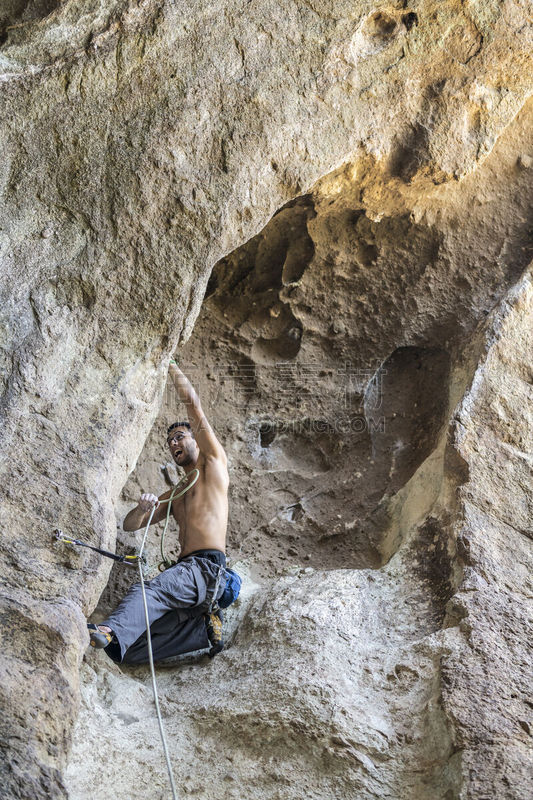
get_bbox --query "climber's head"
[167,421,199,467]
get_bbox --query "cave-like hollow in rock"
[77,104,533,800]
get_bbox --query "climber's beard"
[172,445,197,467]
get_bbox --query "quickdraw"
[53,529,146,566]
[52,467,200,573]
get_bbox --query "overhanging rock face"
[0,1,532,798]
[67,268,532,799]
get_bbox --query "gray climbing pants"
[102,549,227,664]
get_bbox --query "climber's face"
[167,426,199,467]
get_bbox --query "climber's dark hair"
[167,421,193,436]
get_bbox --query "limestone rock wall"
[0,1,531,798]
[104,95,533,595]
[68,268,532,800]
[87,100,533,799]
[442,271,533,798]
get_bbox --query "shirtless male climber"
[87,360,233,662]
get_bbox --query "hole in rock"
[364,11,398,40]
[402,12,418,30]
[365,346,451,494]
[389,123,430,182]
[249,418,332,477]
[356,239,378,267]
[281,231,315,284]
[259,422,276,447]
[239,195,315,294]
[0,0,59,31]
[204,271,218,299]
[104,124,533,584]
[251,323,303,363]
[106,204,455,579]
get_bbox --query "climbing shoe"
[205,608,224,658]
[87,623,115,649]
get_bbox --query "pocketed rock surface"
[0,1,532,798]
[72,268,532,800]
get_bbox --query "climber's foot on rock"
[87,623,115,649]
[205,609,224,658]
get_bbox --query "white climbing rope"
[135,471,199,800]
[158,469,200,571]
[137,503,179,800]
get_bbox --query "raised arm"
[168,361,226,462]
